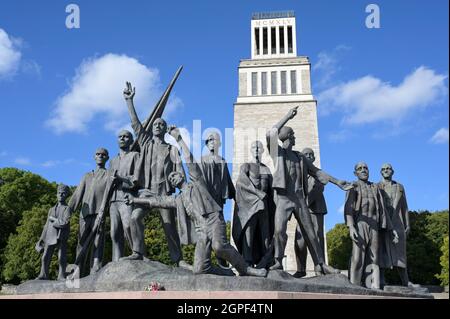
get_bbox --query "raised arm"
[168,126,203,181]
[266,106,298,154]
[274,106,299,131]
[123,82,147,139]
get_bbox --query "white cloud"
[21,59,41,77]
[46,53,183,134]
[318,66,448,124]
[14,157,31,166]
[41,159,75,168]
[0,28,22,78]
[328,130,353,143]
[429,128,449,144]
[338,203,345,214]
[313,45,350,88]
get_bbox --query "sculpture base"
[8,260,432,298]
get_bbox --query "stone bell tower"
[232,11,326,273]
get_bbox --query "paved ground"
[431,292,449,299]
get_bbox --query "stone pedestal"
[6,260,433,299]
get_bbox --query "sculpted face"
[94,148,109,166]
[381,163,394,180]
[279,126,295,148]
[118,130,133,149]
[286,129,295,147]
[354,162,369,181]
[251,141,264,160]
[152,118,167,137]
[57,187,69,202]
[168,172,184,188]
[302,148,315,163]
[206,133,221,153]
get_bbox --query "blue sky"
[0,0,448,231]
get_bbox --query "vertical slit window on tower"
[271,71,277,94]
[281,71,287,94]
[279,27,285,54]
[255,28,260,55]
[252,72,258,96]
[271,27,276,54]
[290,70,297,94]
[287,26,293,53]
[263,27,268,55]
[261,72,267,95]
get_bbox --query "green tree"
[404,211,448,285]
[144,211,173,265]
[0,168,58,283]
[0,168,57,250]
[326,223,352,270]
[436,236,449,286]
[425,211,449,246]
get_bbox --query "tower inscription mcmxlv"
[232,11,326,273]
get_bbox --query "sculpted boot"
[269,258,283,271]
[120,252,143,261]
[293,271,307,278]
[315,263,340,276]
[245,266,268,277]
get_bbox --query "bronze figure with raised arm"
[122,82,187,267]
[266,106,352,275]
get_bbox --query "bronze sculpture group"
[35,70,416,290]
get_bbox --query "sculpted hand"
[392,230,399,244]
[35,241,43,253]
[110,174,119,183]
[349,226,359,243]
[337,180,354,191]
[288,106,299,119]
[123,81,136,100]
[124,194,134,205]
[168,125,181,141]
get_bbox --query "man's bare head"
[279,126,295,148]
[152,118,167,137]
[250,140,264,160]
[168,171,185,189]
[205,132,221,153]
[57,184,70,202]
[118,130,133,149]
[381,163,394,180]
[354,162,369,181]
[302,147,315,163]
[94,147,109,166]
